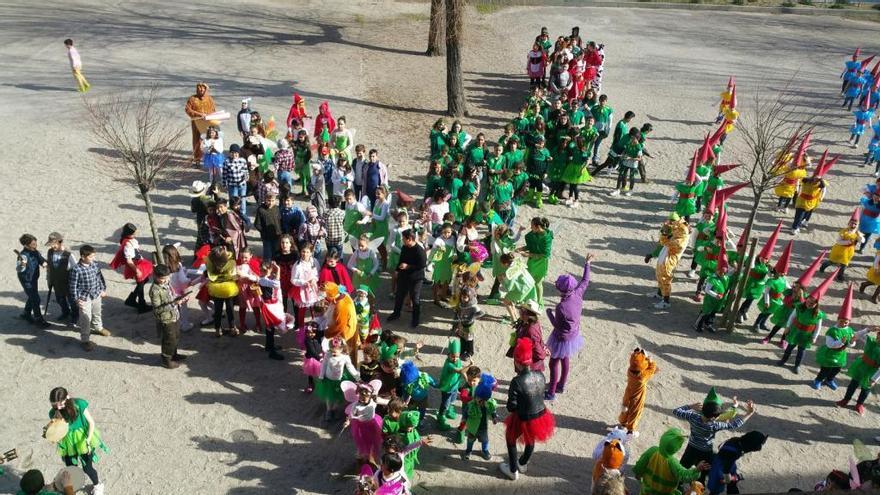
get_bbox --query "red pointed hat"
[686,151,698,183]
[797,250,827,286]
[709,124,727,147]
[715,182,748,203]
[713,163,741,175]
[758,222,783,260]
[774,240,793,274]
[736,229,747,249]
[872,59,880,79]
[715,207,728,240]
[861,55,876,70]
[794,130,812,168]
[850,207,860,225]
[705,189,719,215]
[730,84,737,110]
[839,282,854,321]
[853,48,861,62]
[862,92,872,112]
[727,76,735,88]
[813,153,839,179]
[698,133,715,165]
[513,337,533,365]
[717,243,729,274]
[808,268,840,301]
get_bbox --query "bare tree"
[719,86,815,330]
[445,0,467,117]
[84,85,185,265]
[427,0,446,56]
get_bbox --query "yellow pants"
[655,251,682,297]
[72,68,90,92]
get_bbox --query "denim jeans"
[261,237,278,262]
[227,184,248,221]
[20,280,42,319]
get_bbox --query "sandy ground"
[1,0,880,493]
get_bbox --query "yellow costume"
[184,82,217,162]
[618,348,658,433]
[324,282,359,365]
[206,252,239,299]
[795,179,825,211]
[830,228,862,266]
[774,166,806,199]
[867,251,880,285]
[655,219,690,297]
[721,108,739,135]
[718,90,733,115]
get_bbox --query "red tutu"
[123,258,153,283]
[504,409,555,445]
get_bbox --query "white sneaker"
[686,269,698,279]
[499,462,519,480]
[624,191,633,197]
[609,189,621,196]
[654,301,671,309]
[93,483,105,495]
[792,228,800,235]
[874,171,880,178]
[518,461,529,474]
[569,202,580,209]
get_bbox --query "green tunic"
[770,289,802,327]
[343,206,365,238]
[464,398,498,435]
[370,201,390,242]
[674,182,698,218]
[382,416,400,436]
[527,147,552,178]
[503,149,525,170]
[757,276,788,314]
[438,358,463,392]
[785,303,825,349]
[698,241,721,278]
[491,235,517,278]
[511,172,529,204]
[387,228,404,273]
[425,174,444,198]
[580,126,599,151]
[701,273,729,314]
[430,129,447,158]
[702,176,724,206]
[486,155,506,185]
[466,145,487,169]
[431,239,456,284]
[352,251,380,295]
[743,262,770,300]
[49,398,108,464]
[525,230,553,282]
[847,335,880,389]
[400,427,421,481]
[816,325,855,368]
[447,177,464,221]
[694,165,712,198]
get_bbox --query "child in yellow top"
[821,213,863,281]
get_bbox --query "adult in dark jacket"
[387,229,426,328]
[500,338,555,481]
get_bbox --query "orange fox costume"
[592,439,625,486]
[618,348,658,433]
[323,282,359,366]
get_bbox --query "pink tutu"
[546,331,584,359]
[350,414,384,461]
[302,357,322,377]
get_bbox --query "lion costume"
[323,282,358,365]
[618,348,658,434]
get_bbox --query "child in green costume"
[342,189,370,239]
[437,339,467,430]
[778,270,835,374]
[488,224,525,301]
[560,135,593,207]
[461,373,499,461]
[519,217,553,306]
[48,387,108,493]
[398,411,422,481]
[430,223,456,304]
[695,246,730,334]
[633,428,707,495]
[347,234,382,296]
[814,284,859,390]
[752,240,792,332]
[836,326,880,416]
[526,136,552,208]
[736,222,783,324]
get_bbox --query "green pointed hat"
[355,284,374,297]
[447,338,461,355]
[379,342,398,362]
[703,387,723,408]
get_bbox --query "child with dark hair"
[150,264,189,369]
[454,365,482,443]
[302,322,323,393]
[15,233,49,327]
[373,452,408,492]
[706,431,768,495]
[69,245,110,351]
[47,387,107,494]
[462,373,499,461]
[45,232,78,326]
[109,223,153,313]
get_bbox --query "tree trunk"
[721,192,763,330]
[445,0,467,117]
[427,0,446,56]
[141,188,165,265]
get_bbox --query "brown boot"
[161,357,180,369]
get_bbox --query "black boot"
[124,291,138,308]
[410,305,421,329]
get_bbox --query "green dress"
[580,126,599,152]
[847,335,880,389]
[425,173,444,199]
[486,154,506,186]
[50,399,108,464]
[343,205,365,238]
[674,182,698,218]
[491,235,517,278]
[370,200,390,243]
[447,177,464,221]
[431,238,456,284]
[333,132,351,162]
[387,228,404,272]
[785,303,825,349]
[757,276,788,314]
[500,257,538,304]
[527,148,552,182]
[430,130,447,158]
[743,262,770,300]
[351,250,380,295]
[701,273,729,314]
[524,230,553,282]
[770,289,802,327]
[561,146,593,185]
[816,325,855,368]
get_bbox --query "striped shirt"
[672,405,744,452]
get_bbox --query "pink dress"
[348,401,384,461]
[237,263,262,310]
[290,258,320,308]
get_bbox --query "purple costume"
[544,260,590,398]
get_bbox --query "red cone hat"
[699,133,715,165]
[862,92,872,112]
[808,268,840,301]
[727,76,735,88]
[715,182,748,203]
[814,153,839,179]
[853,48,861,62]
[717,243,729,274]
[850,207,860,225]
[794,130,812,168]
[715,207,728,240]
[872,59,880,79]
[797,250,827,287]
[758,222,783,260]
[860,55,876,70]
[709,124,727,147]
[774,240,793,274]
[730,84,737,110]
[839,282,854,321]
[713,163,741,175]
[705,190,719,216]
[686,151,698,183]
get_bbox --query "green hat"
[703,387,723,408]
[379,342,398,362]
[669,212,681,222]
[447,338,461,355]
[355,284,374,297]
[400,410,420,429]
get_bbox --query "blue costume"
[843,60,861,85]
[860,196,880,235]
[706,432,767,495]
[852,109,874,137]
